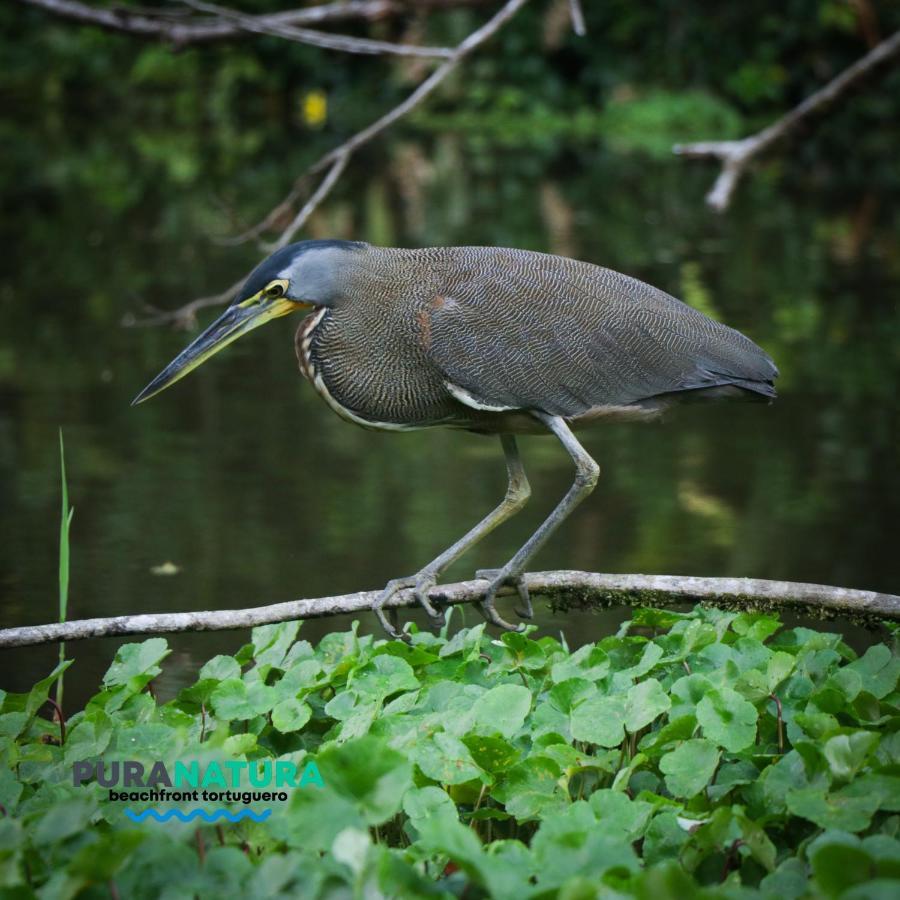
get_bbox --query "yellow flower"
[301,90,327,128]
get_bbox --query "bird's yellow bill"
[132,296,305,406]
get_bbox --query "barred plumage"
[297,244,777,434]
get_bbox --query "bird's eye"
[265,284,285,299]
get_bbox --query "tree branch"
[674,28,900,211]
[1,572,896,648]
[179,0,452,58]
[568,0,585,37]
[19,0,499,44]
[126,0,531,326]
[18,0,399,44]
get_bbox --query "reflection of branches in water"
[674,29,900,212]
[124,0,535,326]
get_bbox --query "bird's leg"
[479,413,600,631]
[372,434,531,639]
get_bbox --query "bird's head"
[132,239,365,405]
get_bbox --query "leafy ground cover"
[2,606,899,898]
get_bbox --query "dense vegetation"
[2,606,899,896]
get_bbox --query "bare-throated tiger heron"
[134,241,778,637]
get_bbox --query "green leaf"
[531,804,638,890]
[198,655,241,682]
[403,785,457,829]
[461,734,520,774]
[660,739,720,798]
[498,630,548,670]
[823,731,879,781]
[759,858,810,900]
[210,678,276,720]
[589,789,655,839]
[696,686,758,751]
[493,757,566,821]
[32,796,97,846]
[270,785,363,852]
[550,644,609,683]
[468,684,532,739]
[847,646,900,699]
[625,678,671,732]
[251,621,300,670]
[787,785,881,832]
[809,831,900,896]
[271,698,312,733]
[103,639,170,692]
[643,811,690,865]
[351,655,419,700]
[570,692,627,747]
[732,612,781,642]
[413,732,485,785]
[708,760,759,801]
[669,673,714,719]
[316,735,412,823]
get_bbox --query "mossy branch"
[1,571,897,648]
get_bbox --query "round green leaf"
[660,739,721,798]
[696,686,758,751]
[272,698,312,733]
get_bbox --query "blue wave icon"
[125,808,272,823]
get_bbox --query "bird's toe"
[372,571,445,638]
[477,577,527,632]
[475,569,533,621]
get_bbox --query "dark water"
[1,125,898,708]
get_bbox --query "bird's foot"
[475,568,532,631]
[372,572,445,640]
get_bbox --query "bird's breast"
[293,303,462,431]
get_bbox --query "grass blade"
[56,429,74,710]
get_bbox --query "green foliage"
[2,608,899,896]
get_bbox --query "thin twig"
[266,152,349,252]
[180,0,453,58]
[18,0,402,44]
[45,697,67,745]
[674,29,900,211]
[122,275,246,329]
[19,0,499,44]
[568,0,585,36]
[132,0,531,325]
[237,0,530,244]
[1,571,896,648]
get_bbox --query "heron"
[134,240,777,637]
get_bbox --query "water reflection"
[1,131,898,708]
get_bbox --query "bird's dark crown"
[236,239,366,304]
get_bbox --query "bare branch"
[674,29,900,211]
[17,0,405,44]
[19,0,500,43]
[267,152,349,251]
[568,0,585,36]
[1,571,896,648]
[135,0,531,324]
[121,276,245,329]
[179,0,452,58]
[233,0,530,245]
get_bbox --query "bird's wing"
[424,248,777,417]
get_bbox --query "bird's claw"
[475,568,532,631]
[372,572,445,640]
